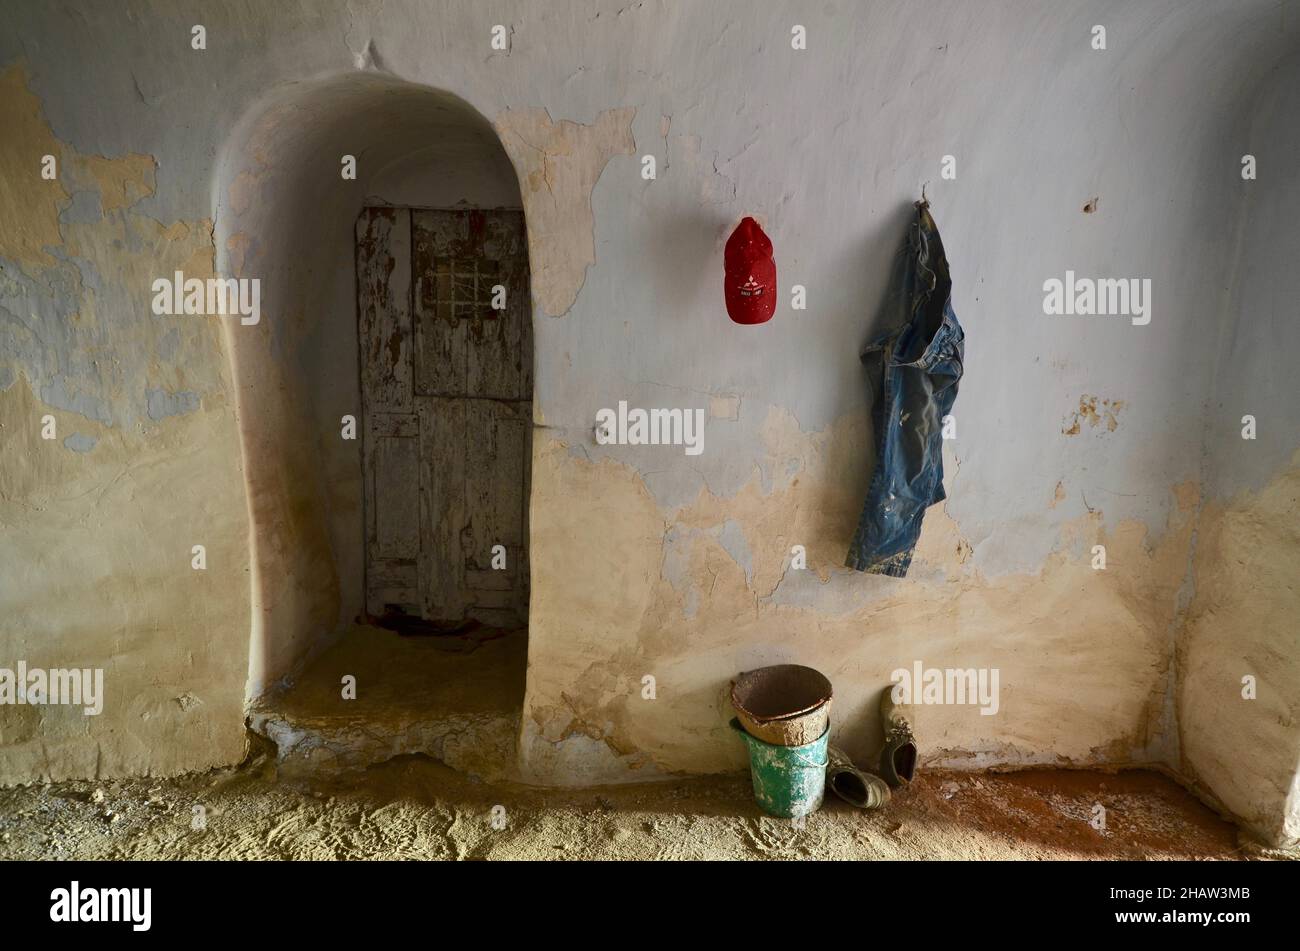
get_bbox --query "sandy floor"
[0,748,1278,860]
[1,627,1286,861]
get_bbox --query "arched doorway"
[213,73,532,778]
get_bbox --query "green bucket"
[731,718,829,818]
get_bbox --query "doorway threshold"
[248,623,526,783]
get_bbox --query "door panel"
[374,429,420,559]
[412,209,529,400]
[357,208,413,413]
[363,413,421,616]
[358,207,417,617]
[412,214,469,398]
[464,398,530,592]
[417,395,468,621]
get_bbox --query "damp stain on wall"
[1062,395,1126,435]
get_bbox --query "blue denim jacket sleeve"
[846,202,964,577]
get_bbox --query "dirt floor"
[0,749,1283,860]
[1,627,1287,861]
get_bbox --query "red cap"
[724,217,776,325]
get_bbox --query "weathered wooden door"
[356,207,532,628]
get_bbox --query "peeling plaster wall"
[0,58,249,780]
[0,0,1297,840]
[495,107,636,316]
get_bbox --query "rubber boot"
[877,687,918,788]
[826,746,891,809]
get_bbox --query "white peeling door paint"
[357,207,531,627]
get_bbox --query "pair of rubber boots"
[826,688,917,809]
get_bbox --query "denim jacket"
[846,201,964,577]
